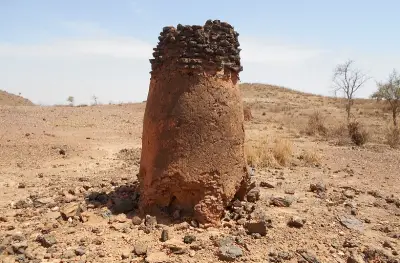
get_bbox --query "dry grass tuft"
[272,138,293,166]
[245,139,276,168]
[385,125,400,149]
[348,121,369,146]
[299,148,321,166]
[329,123,350,146]
[305,111,327,136]
[245,135,294,168]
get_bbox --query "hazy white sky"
[1,1,399,105]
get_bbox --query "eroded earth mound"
[138,20,250,224]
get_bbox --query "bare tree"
[92,95,98,105]
[332,59,370,122]
[372,69,400,127]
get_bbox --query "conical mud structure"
[138,19,249,224]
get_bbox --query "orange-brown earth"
[0,84,399,263]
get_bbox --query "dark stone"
[246,188,260,203]
[163,26,174,32]
[75,247,85,256]
[36,235,57,248]
[245,220,270,236]
[183,235,196,244]
[310,182,326,193]
[219,40,231,47]
[161,229,169,242]
[270,196,293,207]
[112,198,135,213]
[287,216,306,228]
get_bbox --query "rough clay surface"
[139,20,249,224]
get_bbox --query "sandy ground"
[0,85,399,263]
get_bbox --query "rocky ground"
[0,86,399,263]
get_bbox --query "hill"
[0,90,35,106]
[239,83,389,144]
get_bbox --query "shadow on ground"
[84,182,189,226]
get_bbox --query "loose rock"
[245,219,271,236]
[145,215,157,227]
[183,235,196,244]
[260,181,275,188]
[164,239,187,254]
[36,235,57,248]
[310,182,326,193]
[338,215,364,232]
[288,216,306,228]
[131,216,142,225]
[218,244,243,261]
[270,196,293,207]
[246,188,260,203]
[60,202,81,219]
[161,229,169,242]
[75,247,85,256]
[343,190,355,199]
[134,242,148,256]
[11,240,28,254]
[121,250,131,259]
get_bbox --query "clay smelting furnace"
[138,19,250,224]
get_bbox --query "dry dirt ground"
[0,91,34,107]
[0,84,399,263]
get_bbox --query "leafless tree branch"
[332,59,370,122]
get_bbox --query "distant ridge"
[0,90,35,106]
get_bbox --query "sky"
[0,0,399,105]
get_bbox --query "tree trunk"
[346,101,351,123]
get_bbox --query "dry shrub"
[245,136,293,168]
[299,148,321,166]
[243,105,253,121]
[245,140,276,168]
[348,121,369,146]
[330,123,350,146]
[272,138,293,166]
[386,125,400,148]
[305,111,327,136]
